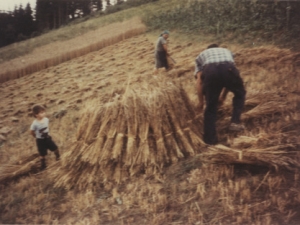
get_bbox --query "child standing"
[30,105,60,170]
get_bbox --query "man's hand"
[218,98,225,106]
[196,103,204,113]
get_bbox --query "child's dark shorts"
[36,136,58,156]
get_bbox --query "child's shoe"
[41,158,46,170]
[54,150,60,161]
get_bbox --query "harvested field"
[0,27,300,224]
[0,17,146,83]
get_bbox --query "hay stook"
[54,77,204,190]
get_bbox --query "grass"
[0,0,169,63]
[2,0,300,62]
[143,0,300,51]
[2,0,298,64]
[0,17,147,83]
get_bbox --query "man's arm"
[194,56,203,78]
[194,56,205,112]
[162,44,169,56]
[196,71,204,112]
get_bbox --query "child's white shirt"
[30,117,49,139]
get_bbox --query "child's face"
[36,111,46,120]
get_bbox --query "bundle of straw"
[243,92,289,120]
[0,153,40,183]
[53,77,205,190]
[201,144,300,171]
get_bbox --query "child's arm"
[30,130,36,138]
[30,121,36,138]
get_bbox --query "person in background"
[30,105,60,170]
[194,44,246,145]
[154,30,170,74]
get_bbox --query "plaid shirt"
[194,48,234,76]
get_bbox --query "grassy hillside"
[1,0,299,63]
[0,0,167,63]
[0,0,300,224]
[0,18,146,83]
[1,0,299,84]
[144,0,300,50]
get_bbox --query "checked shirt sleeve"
[194,55,204,77]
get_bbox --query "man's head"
[32,105,46,119]
[207,44,219,49]
[162,30,170,39]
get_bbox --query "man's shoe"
[229,123,245,131]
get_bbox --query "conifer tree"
[97,0,103,11]
[24,3,36,36]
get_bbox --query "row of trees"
[0,4,36,47]
[36,0,115,30]
[0,0,125,48]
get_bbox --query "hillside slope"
[1,21,300,225]
[0,18,146,83]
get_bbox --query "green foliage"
[143,0,300,48]
[0,0,163,62]
[103,0,159,15]
[1,0,299,63]
[126,0,159,7]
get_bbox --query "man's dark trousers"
[201,62,246,145]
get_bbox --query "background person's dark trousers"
[202,63,246,144]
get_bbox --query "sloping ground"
[0,17,146,83]
[0,30,300,224]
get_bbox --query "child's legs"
[36,139,47,169]
[46,136,60,159]
[36,139,48,157]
